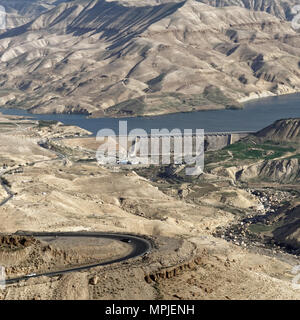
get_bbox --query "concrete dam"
[97,131,253,157]
[204,132,252,151]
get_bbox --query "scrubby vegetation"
[205,138,297,167]
[38,120,59,128]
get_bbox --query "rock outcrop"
[272,205,300,251]
[238,158,300,183]
[144,256,203,283]
[0,235,38,250]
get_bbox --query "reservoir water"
[1,93,300,135]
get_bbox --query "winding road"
[0,169,14,207]
[0,123,152,285]
[5,232,152,285]
[0,180,13,206]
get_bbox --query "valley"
[0,0,299,302]
[0,112,299,300]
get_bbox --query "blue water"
[1,93,300,135]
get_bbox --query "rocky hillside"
[238,158,300,183]
[208,118,300,183]
[272,204,300,252]
[126,0,299,20]
[0,234,38,250]
[256,118,300,141]
[0,0,300,117]
[0,0,59,29]
[108,0,299,19]
[198,0,299,20]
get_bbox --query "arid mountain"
[237,118,300,182]
[256,118,300,141]
[198,0,299,20]
[0,0,59,29]
[0,0,300,117]
[106,0,299,19]
[206,118,300,184]
[239,158,300,183]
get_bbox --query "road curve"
[5,232,152,285]
[0,171,14,207]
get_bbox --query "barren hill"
[272,204,300,251]
[198,0,299,20]
[0,0,59,29]
[256,118,300,141]
[0,0,300,117]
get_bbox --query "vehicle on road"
[121,238,132,243]
[26,273,37,277]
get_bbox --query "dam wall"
[99,132,253,159]
[205,133,250,151]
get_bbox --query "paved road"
[0,170,14,206]
[0,130,152,284]
[5,232,152,285]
